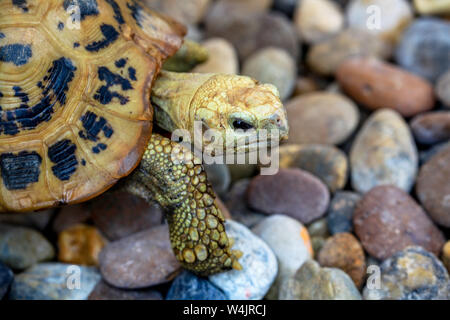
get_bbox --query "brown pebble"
[91,190,163,241]
[285,92,359,145]
[58,224,107,266]
[247,168,330,224]
[307,29,391,76]
[354,185,445,260]
[205,1,299,61]
[416,144,450,227]
[318,233,366,288]
[99,225,181,289]
[337,57,435,117]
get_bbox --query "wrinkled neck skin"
[151,70,211,134]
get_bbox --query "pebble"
[0,209,54,232]
[58,224,107,266]
[209,220,278,300]
[436,70,450,108]
[350,109,418,193]
[443,242,450,273]
[0,224,54,270]
[204,164,231,199]
[9,263,101,300]
[91,190,163,241]
[144,0,211,25]
[413,0,450,16]
[273,0,299,17]
[311,237,326,257]
[225,0,274,12]
[307,29,391,76]
[205,2,299,61]
[0,262,13,299]
[416,144,450,227]
[192,38,239,75]
[317,233,366,288]
[252,215,313,299]
[410,111,450,145]
[294,0,344,44]
[363,247,450,300]
[223,179,266,228]
[285,92,360,145]
[242,47,296,101]
[354,185,445,261]
[279,144,349,193]
[89,280,163,300]
[307,218,329,238]
[396,18,450,82]
[247,169,330,224]
[327,191,361,235]
[337,57,435,117]
[346,0,413,43]
[279,260,362,300]
[52,204,91,234]
[98,225,180,289]
[167,271,227,300]
[293,77,322,96]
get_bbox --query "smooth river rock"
[252,215,313,299]
[279,260,362,300]
[98,225,181,289]
[363,247,450,300]
[350,109,418,193]
[0,224,54,270]
[337,57,435,117]
[167,271,227,300]
[327,191,361,235]
[410,111,450,145]
[247,169,330,224]
[416,144,450,227]
[209,220,278,300]
[354,185,445,261]
[286,92,359,145]
[9,263,100,300]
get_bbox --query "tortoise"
[0,0,289,276]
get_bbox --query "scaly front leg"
[126,134,242,276]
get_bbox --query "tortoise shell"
[0,0,185,212]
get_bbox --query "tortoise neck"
[151,71,213,133]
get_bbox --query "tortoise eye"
[232,119,254,131]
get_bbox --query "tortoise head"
[191,74,289,155]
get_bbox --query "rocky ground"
[1,0,450,300]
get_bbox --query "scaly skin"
[126,134,243,276]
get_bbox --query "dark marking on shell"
[79,111,114,142]
[115,58,127,68]
[12,0,28,12]
[93,66,134,105]
[127,1,143,28]
[85,24,119,52]
[48,139,78,181]
[105,0,125,25]
[0,43,32,66]
[92,143,107,154]
[128,67,137,81]
[0,151,42,190]
[58,22,65,30]
[81,159,86,166]
[0,57,76,136]
[73,42,80,48]
[13,86,29,103]
[0,33,5,39]
[63,0,99,21]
